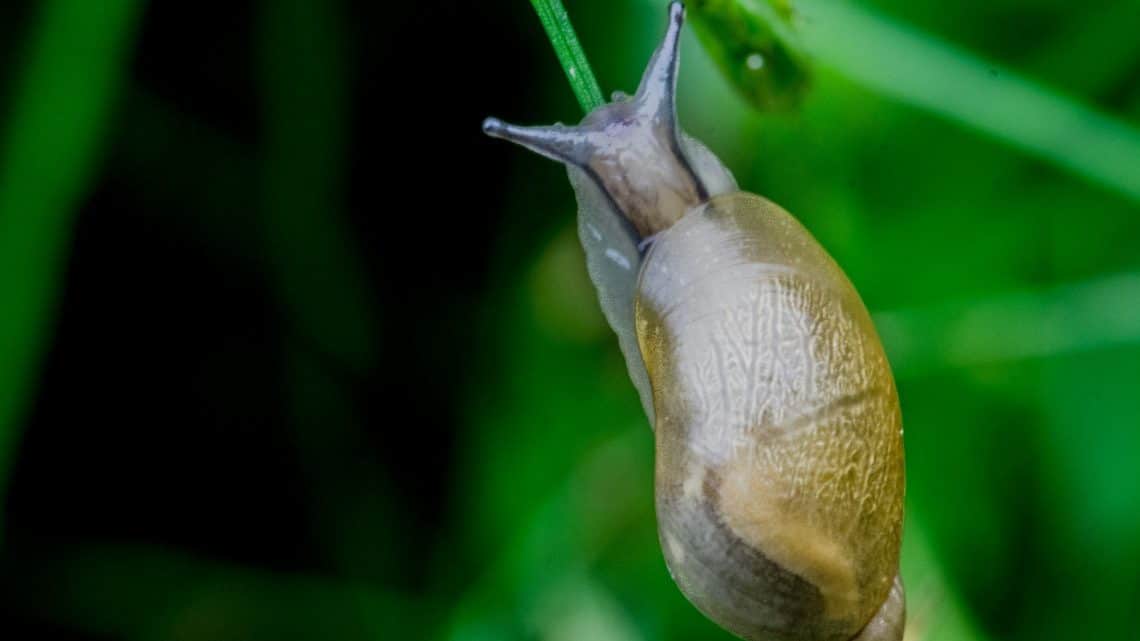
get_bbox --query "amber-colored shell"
[636,193,905,641]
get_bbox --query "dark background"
[1,1,535,637]
[2,1,1139,640]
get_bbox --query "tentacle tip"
[482,117,505,137]
[631,0,686,120]
[669,1,685,23]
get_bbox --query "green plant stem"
[529,0,605,113]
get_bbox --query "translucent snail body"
[484,4,905,641]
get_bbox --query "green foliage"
[2,1,1140,641]
[793,0,1140,202]
[259,0,379,368]
[688,0,811,110]
[0,0,143,540]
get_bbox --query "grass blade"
[0,0,143,539]
[875,271,1140,378]
[529,0,606,113]
[763,0,1140,202]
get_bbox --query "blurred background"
[1,0,1139,640]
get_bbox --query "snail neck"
[483,102,707,238]
[578,102,707,238]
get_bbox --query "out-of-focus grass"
[257,0,393,591]
[0,0,142,539]
[446,428,653,641]
[112,89,259,265]
[901,517,989,641]
[1027,2,1140,96]
[258,0,378,368]
[876,271,1140,377]
[688,0,812,110]
[792,0,1140,202]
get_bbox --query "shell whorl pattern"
[636,193,905,641]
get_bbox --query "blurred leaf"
[875,271,1140,378]
[529,226,608,343]
[1027,2,1140,98]
[1029,347,1140,640]
[258,0,379,369]
[530,573,646,641]
[455,226,648,557]
[902,517,991,641]
[789,0,1140,202]
[898,375,1043,638]
[0,0,142,538]
[258,0,394,589]
[689,0,811,110]
[446,429,654,641]
[111,89,259,266]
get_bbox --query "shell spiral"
[636,193,905,641]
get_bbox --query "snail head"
[483,1,706,238]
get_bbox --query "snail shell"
[484,4,905,641]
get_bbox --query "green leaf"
[792,0,1140,203]
[689,0,811,110]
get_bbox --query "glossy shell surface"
[635,192,904,641]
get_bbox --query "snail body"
[484,4,904,641]
[639,192,905,641]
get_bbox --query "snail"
[483,3,905,641]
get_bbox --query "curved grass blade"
[257,0,393,591]
[789,0,1140,203]
[875,271,1140,379]
[0,0,143,540]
